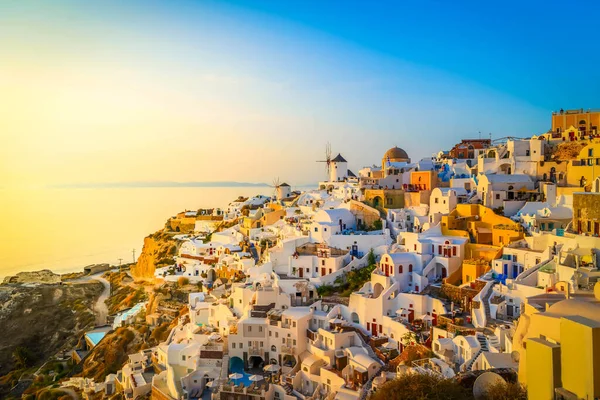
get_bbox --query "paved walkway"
[71,271,113,325]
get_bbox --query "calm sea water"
[0,186,275,279]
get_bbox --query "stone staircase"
[464,334,488,372]
[282,382,294,395]
[481,282,495,326]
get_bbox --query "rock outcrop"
[130,231,179,280]
[3,269,62,284]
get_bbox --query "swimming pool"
[85,331,106,347]
[228,357,253,387]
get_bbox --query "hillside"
[0,281,103,395]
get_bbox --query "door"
[441,268,447,279]
[595,222,599,236]
[432,313,438,326]
[371,323,378,336]
[321,268,326,276]
[299,268,303,278]
[408,310,415,323]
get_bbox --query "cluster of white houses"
[80,121,600,400]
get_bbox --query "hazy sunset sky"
[2,0,600,187]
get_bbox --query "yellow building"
[441,204,524,247]
[240,203,286,236]
[462,258,489,284]
[519,286,600,400]
[551,108,600,136]
[566,141,600,188]
[363,188,404,212]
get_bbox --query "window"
[435,198,439,204]
[495,193,501,200]
[329,268,332,274]
[324,227,327,232]
[248,326,252,332]
[399,265,403,273]
[282,338,285,343]
[321,259,325,266]
[259,326,263,332]
[453,246,456,256]
[438,245,442,254]
[293,321,296,328]
[269,331,272,337]
[414,244,417,251]
[248,341,252,347]
[314,227,318,232]
[409,264,413,272]
[526,150,530,156]
[240,343,243,349]
[260,341,264,347]
[293,339,297,345]
[232,343,236,348]
[590,148,594,157]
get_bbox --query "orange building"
[410,170,436,191]
[448,139,491,159]
[551,108,600,136]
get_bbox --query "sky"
[1,0,599,188]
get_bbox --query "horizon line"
[47,181,316,189]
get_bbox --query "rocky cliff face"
[130,231,178,280]
[0,281,102,377]
[3,269,62,284]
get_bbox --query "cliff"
[130,230,179,281]
[0,281,103,378]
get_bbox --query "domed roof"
[384,146,409,161]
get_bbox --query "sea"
[0,186,278,279]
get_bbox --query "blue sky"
[1,0,599,186]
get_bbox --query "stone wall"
[573,193,600,234]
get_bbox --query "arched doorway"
[351,312,360,324]
[249,356,264,369]
[373,283,384,298]
[207,269,217,282]
[373,196,383,208]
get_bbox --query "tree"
[373,219,383,230]
[481,381,527,400]
[371,372,472,400]
[13,346,34,369]
[368,248,377,266]
[177,277,190,286]
[401,331,418,347]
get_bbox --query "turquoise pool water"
[85,331,106,347]
[229,357,253,386]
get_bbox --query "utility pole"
[132,249,136,264]
[118,258,123,274]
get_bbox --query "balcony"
[249,347,264,356]
[281,345,295,354]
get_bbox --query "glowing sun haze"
[2,0,598,189]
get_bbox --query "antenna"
[132,248,136,263]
